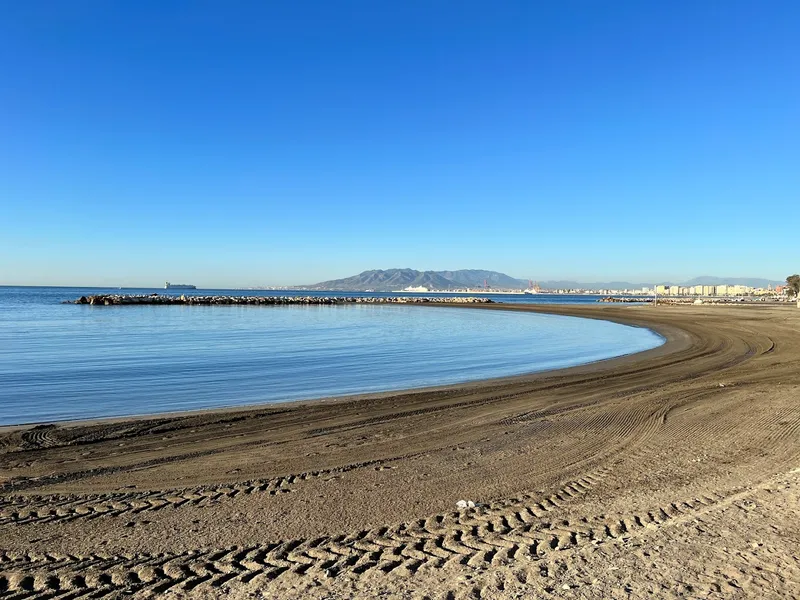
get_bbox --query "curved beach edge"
[2,303,798,600]
[0,303,683,431]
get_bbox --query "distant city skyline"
[0,269,789,290]
[0,266,795,292]
[2,2,798,288]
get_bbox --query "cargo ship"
[165,282,196,290]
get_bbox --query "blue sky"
[1,1,798,287]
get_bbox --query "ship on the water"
[165,282,196,290]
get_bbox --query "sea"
[0,287,663,425]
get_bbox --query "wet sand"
[1,304,799,599]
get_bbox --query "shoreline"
[2,303,798,599]
[0,303,674,432]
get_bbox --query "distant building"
[731,285,749,296]
[650,282,768,298]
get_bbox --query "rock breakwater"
[598,297,653,303]
[70,294,495,306]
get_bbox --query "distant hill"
[302,269,527,291]
[501,277,784,290]
[435,270,526,289]
[299,270,784,291]
[305,269,463,291]
[535,280,656,291]
[682,276,784,288]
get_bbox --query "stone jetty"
[70,294,495,306]
[598,296,653,303]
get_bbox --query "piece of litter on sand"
[456,500,477,509]
[719,383,725,387]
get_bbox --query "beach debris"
[456,499,477,509]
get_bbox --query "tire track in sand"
[0,456,415,527]
[0,469,750,599]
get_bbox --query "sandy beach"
[1,303,798,599]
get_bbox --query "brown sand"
[1,304,798,599]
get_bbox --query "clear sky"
[1,1,798,287]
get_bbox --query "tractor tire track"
[0,472,747,599]
[1,469,357,527]
[3,416,792,598]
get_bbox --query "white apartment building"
[654,283,759,297]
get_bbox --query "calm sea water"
[0,287,663,425]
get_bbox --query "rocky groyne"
[69,294,495,306]
[598,297,653,303]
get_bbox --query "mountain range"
[299,270,785,291]
[303,269,522,291]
